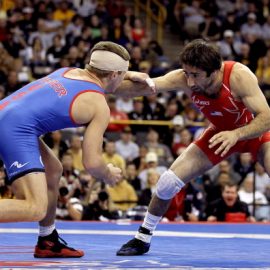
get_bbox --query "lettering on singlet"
[0,76,68,111]
[42,77,67,97]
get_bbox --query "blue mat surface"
[0,221,269,269]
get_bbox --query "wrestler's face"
[108,71,127,93]
[183,65,215,95]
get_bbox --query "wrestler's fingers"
[209,136,224,148]
[214,143,226,155]
[220,144,232,157]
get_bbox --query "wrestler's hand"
[104,163,122,186]
[208,130,239,157]
[124,71,156,93]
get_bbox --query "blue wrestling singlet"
[0,68,105,182]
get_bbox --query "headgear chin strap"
[89,50,129,72]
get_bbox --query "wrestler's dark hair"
[86,41,130,77]
[180,39,222,76]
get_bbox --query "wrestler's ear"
[108,71,118,80]
[209,70,217,78]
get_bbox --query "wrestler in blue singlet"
[0,68,105,182]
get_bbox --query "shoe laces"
[123,238,142,247]
[51,232,76,251]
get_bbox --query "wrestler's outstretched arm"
[114,69,188,97]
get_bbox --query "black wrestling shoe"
[116,238,150,256]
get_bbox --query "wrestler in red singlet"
[192,61,270,164]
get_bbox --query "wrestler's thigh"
[170,143,213,182]
[12,172,47,203]
[39,139,63,188]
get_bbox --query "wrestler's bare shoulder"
[229,62,259,97]
[230,62,256,80]
[72,92,108,125]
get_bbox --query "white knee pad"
[156,169,185,200]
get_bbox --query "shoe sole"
[34,253,84,258]
[34,249,84,258]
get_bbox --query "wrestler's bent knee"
[156,169,185,200]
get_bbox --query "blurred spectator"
[106,0,126,19]
[106,95,129,136]
[209,159,242,185]
[220,11,240,34]
[25,36,51,78]
[199,11,221,41]
[240,13,262,40]
[0,167,13,199]
[125,162,141,196]
[128,97,151,134]
[235,42,252,68]
[13,58,32,84]
[204,171,231,206]
[102,140,126,173]
[107,178,138,212]
[46,34,67,66]
[0,11,8,43]
[238,174,269,221]
[138,168,159,206]
[66,45,84,68]
[138,151,167,190]
[3,70,25,95]
[53,0,75,26]
[28,18,56,51]
[43,130,68,159]
[244,33,267,72]
[92,25,110,44]
[0,86,5,100]
[73,0,97,18]
[110,16,130,46]
[2,28,26,58]
[67,190,120,221]
[65,14,84,45]
[143,95,166,125]
[206,182,256,222]
[217,30,242,60]
[163,115,185,148]
[89,14,101,39]
[132,145,149,172]
[123,6,135,29]
[69,134,84,172]
[165,181,204,222]
[56,176,72,220]
[251,162,270,195]
[172,128,193,157]
[61,152,80,198]
[181,0,205,41]
[129,45,144,71]
[74,170,93,202]
[131,18,146,43]
[116,96,134,113]
[262,14,270,45]
[115,126,139,162]
[233,152,254,183]
[19,7,36,40]
[256,47,270,96]
[144,129,174,167]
